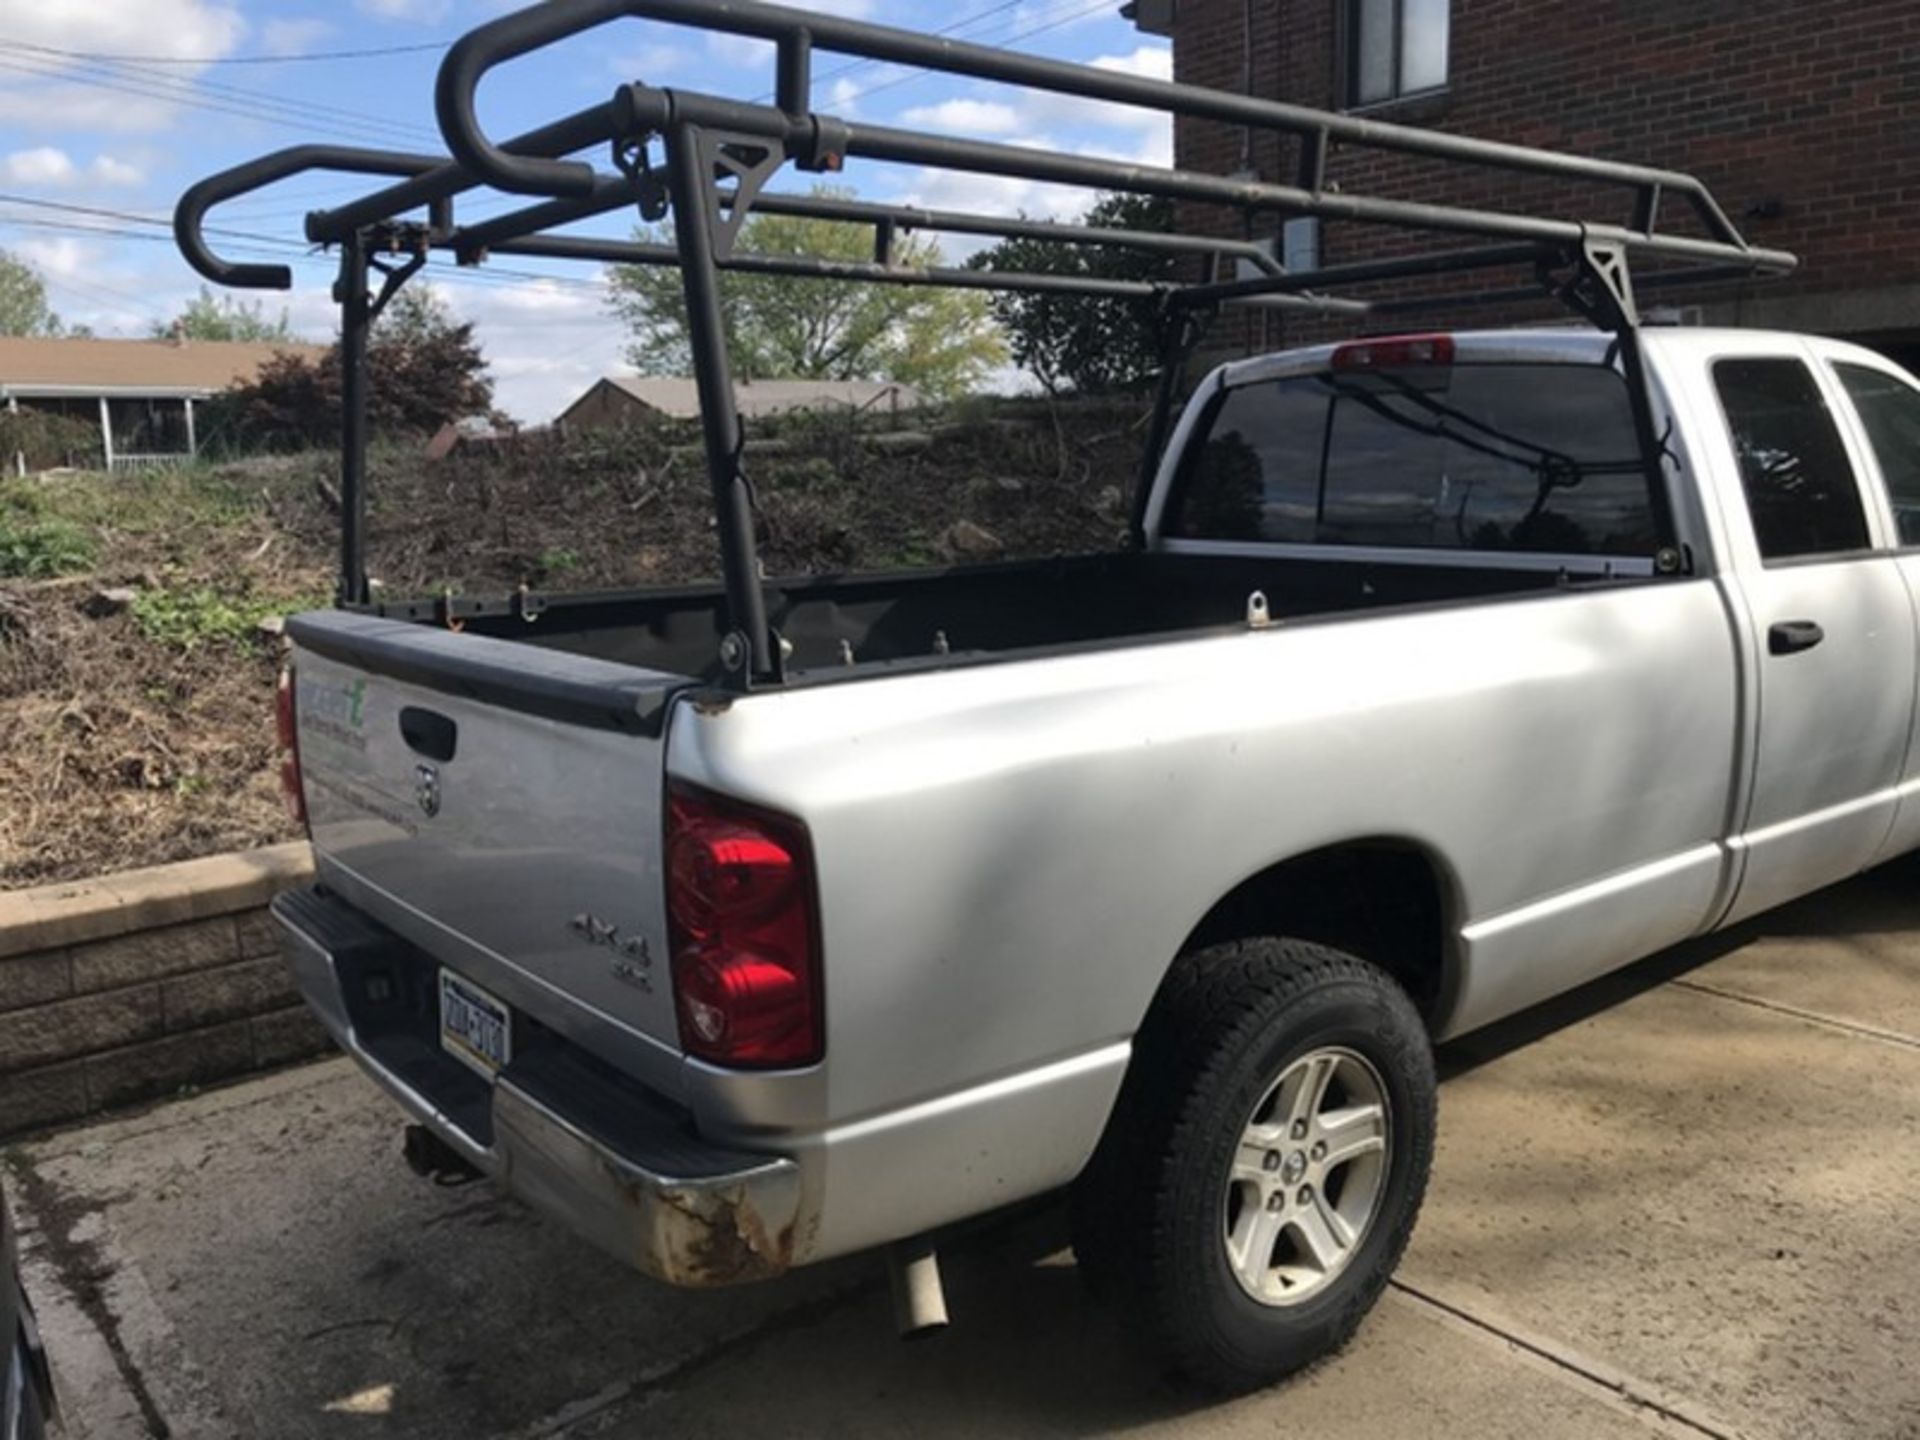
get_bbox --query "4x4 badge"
[568,912,654,992]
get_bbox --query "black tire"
[1073,936,1436,1392]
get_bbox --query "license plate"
[439,969,511,1079]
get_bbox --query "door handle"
[398,705,458,762]
[1767,620,1825,656]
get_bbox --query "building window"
[1347,0,1450,108]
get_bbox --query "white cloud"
[609,42,691,81]
[705,32,775,70]
[261,18,335,56]
[1092,45,1173,82]
[89,155,144,187]
[0,147,145,188]
[0,0,244,133]
[879,39,1174,200]
[0,0,243,56]
[827,77,864,115]
[702,0,871,71]
[354,0,451,21]
[408,277,629,424]
[11,236,96,283]
[2,148,76,185]
[888,168,1092,234]
[898,99,1024,136]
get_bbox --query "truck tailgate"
[287,610,690,1082]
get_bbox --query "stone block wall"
[0,843,327,1138]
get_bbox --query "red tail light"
[1331,334,1455,371]
[665,783,823,1068]
[275,665,307,829]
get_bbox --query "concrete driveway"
[10,859,1920,1440]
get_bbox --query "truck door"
[1712,349,1918,924]
[1827,352,1920,863]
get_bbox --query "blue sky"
[0,0,1169,421]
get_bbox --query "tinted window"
[1714,358,1868,561]
[1168,363,1655,556]
[1837,363,1920,546]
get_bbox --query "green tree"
[966,193,1176,395]
[0,248,73,337]
[208,284,495,451]
[606,186,1005,402]
[152,284,294,343]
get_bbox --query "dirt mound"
[0,398,1146,887]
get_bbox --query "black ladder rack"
[174,0,1795,688]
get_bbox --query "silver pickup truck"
[164,0,1880,1391]
[270,322,1920,1386]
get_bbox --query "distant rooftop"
[0,336,326,397]
[568,374,924,424]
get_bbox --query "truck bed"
[453,550,1572,684]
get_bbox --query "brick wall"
[1166,0,1920,359]
[0,843,327,1139]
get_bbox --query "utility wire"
[12,43,447,147]
[747,0,1029,102]
[29,40,451,65]
[0,48,438,148]
[0,51,438,149]
[835,0,1123,107]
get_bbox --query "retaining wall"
[0,843,326,1138]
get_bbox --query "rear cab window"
[1712,357,1869,562]
[1166,360,1656,558]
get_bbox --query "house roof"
[0,336,326,398]
[576,375,924,422]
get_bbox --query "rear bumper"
[271,885,802,1287]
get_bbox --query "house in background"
[558,375,923,430]
[1135,0,1920,367]
[0,335,323,473]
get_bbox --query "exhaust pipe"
[887,1237,949,1340]
[402,1124,482,1186]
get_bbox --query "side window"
[1837,363,1920,546]
[1713,358,1869,561]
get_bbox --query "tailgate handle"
[399,706,458,762]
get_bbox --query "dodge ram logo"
[413,763,441,818]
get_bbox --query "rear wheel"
[1073,937,1435,1391]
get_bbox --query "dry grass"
[0,399,1144,888]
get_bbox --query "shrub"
[129,586,322,650]
[212,289,497,453]
[0,513,94,577]
[0,407,103,471]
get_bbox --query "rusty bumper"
[272,885,802,1288]
[490,1082,801,1287]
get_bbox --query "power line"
[0,47,439,148]
[748,0,1029,102]
[0,49,438,150]
[33,40,451,65]
[836,0,1123,107]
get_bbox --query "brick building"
[1133,0,1920,365]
